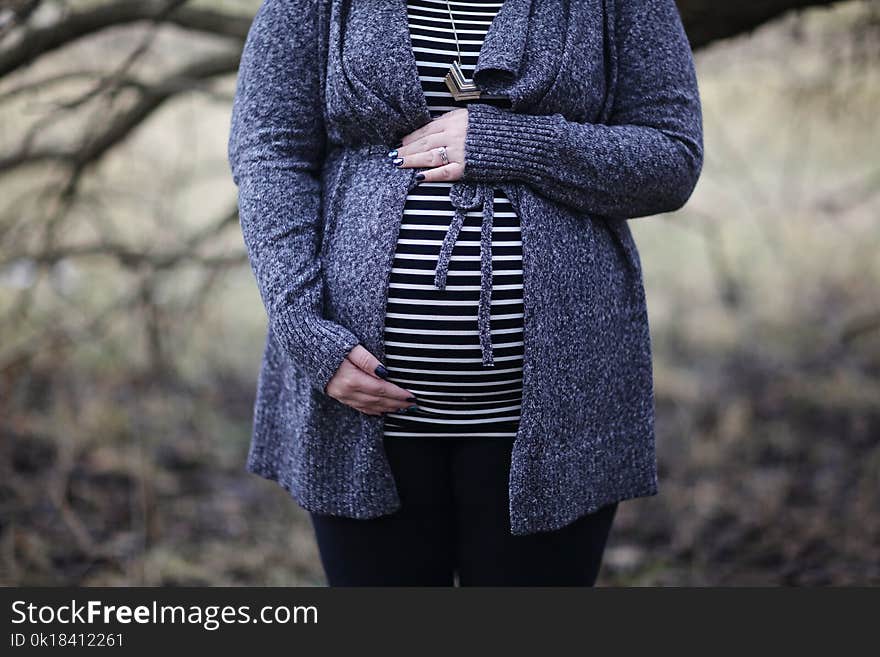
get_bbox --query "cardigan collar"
[332,0,539,142]
[327,0,615,137]
[470,0,533,100]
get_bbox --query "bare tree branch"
[0,203,242,272]
[0,0,249,78]
[0,51,241,175]
[0,0,851,83]
[0,70,147,102]
[678,0,848,48]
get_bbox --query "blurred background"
[0,0,877,586]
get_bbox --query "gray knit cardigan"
[226,0,703,535]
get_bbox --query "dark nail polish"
[386,149,397,158]
[403,404,419,413]
[415,173,425,181]
[406,396,417,402]
[392,157,404,166]
[375,364,388,378]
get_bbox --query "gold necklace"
[442,0,508,101]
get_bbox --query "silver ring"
[437,146,450,166]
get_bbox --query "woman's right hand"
[326,344,418,416]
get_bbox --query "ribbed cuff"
[462,102,563,184]
[271,307,361,395]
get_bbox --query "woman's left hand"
[389,108,467,182]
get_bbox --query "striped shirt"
[383,0,524,439]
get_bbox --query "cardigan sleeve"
[460,0,704,220]
[227,0,360,395]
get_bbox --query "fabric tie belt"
[432,181,496,367]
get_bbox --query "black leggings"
[308,435,619,586]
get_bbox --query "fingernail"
[403,404,419,413]
[375,364,388,378]
[386,149,397,158]
[406,396,417,402]
[392,157,404,167]
[415,173,425,181]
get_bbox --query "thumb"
[347,344,389,380]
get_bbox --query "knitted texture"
[227,0,703,535]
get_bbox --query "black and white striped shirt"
[383,0,524,439]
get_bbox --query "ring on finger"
[437,145,449,166]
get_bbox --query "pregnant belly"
[382,182,524,437]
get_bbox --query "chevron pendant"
[444,59,508,102]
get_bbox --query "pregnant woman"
[227,0,703,586]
